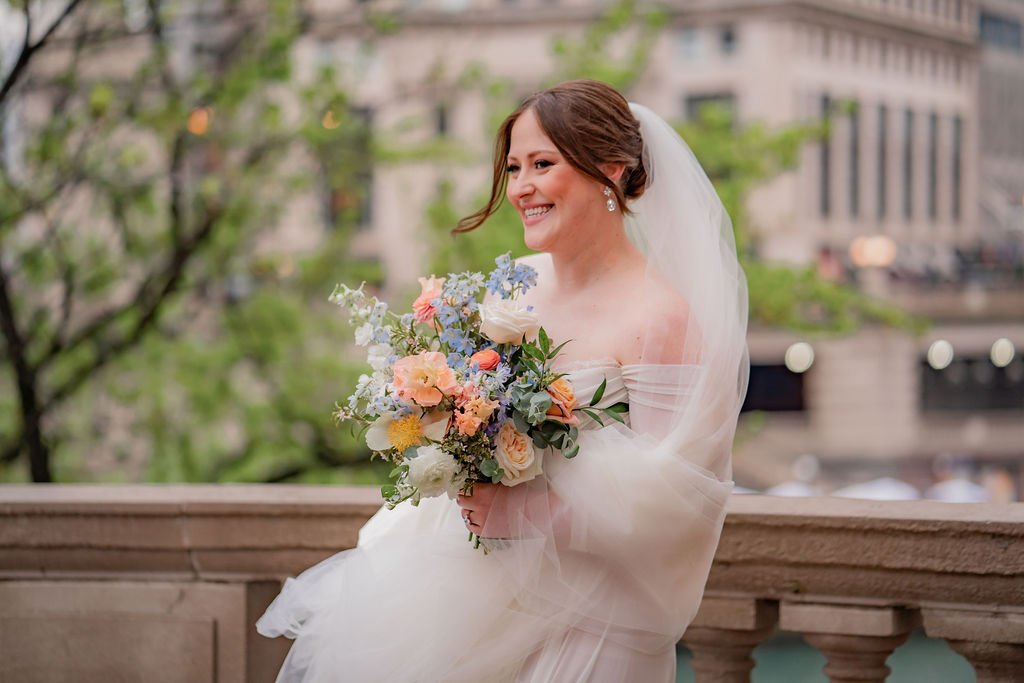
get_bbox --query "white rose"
[407,445,460,498]
[494,422,543,487]
[354,323,374,347]
[479,300,541,345]
[366,343,392,371]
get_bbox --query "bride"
[257,79,749,682]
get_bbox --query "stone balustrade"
[1,485,1021,682]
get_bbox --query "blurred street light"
[990,338,1015,368]
[927,339,954,370]
[784,342,815,373]
[849,235,897,268]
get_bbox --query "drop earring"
[603,186,616,212]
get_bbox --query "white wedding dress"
[257,359,733,682]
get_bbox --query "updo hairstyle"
[455,79,647,233]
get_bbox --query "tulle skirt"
[257,423,731,683]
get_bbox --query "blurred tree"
[0,0,383,482]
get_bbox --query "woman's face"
[505,109,605,252]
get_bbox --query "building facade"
[293,0,1021,496]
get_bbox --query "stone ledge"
[1,487,1022,610]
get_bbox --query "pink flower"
[392,352,460,407]
[412,276,445,323]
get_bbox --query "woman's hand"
[457,483,508,537]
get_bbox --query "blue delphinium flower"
[485,252,538,299]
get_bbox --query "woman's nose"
[510,175,533,201]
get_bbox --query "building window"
[322,106,374,230]
[676,28,703,61]
[928,112,938,221]
[720,25,737,55]
[902,108,914,221]
[820,94,832,218]
[878,104,888,221]
[952,115,962,222]
[921,357,1024,412]
[741,364,806,412]
[435,103,449,137]
[684,93,735,122]
[980,11,1024,52]
[849,103,860,218]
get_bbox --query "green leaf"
[480,457,500,478]
[589,378,607,406]
[581,409,605,427]
[538,327,550,354]
[563,444,580,459]
[546,339,572,360]
[512,411,531,434]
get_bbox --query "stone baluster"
[922,608,1024,683]
[780,602,920,683]
[682,595,778,683]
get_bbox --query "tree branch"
[0,252,51,480]
[0,0,87,105]
[41,204,223,411]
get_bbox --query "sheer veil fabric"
[255,103,749,683]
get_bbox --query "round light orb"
[785,342,815,373]
[849,235,898,268]
[321,110,342,130]
[990,338,1015,368]
[927,339,954,370]
[187,107,211,136]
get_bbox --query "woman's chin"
[522,223,555,252]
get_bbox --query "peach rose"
[412,276,445,323]
[392,352,460,407]
[469,349,500,371]
[545,377,579,426]
[454,411,483,437]
[495,422,543,487]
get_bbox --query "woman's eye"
[506,164,520,174]
[534,160,552,169]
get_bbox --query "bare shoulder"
[624,278,693,365]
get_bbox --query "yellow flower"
[365,411,451,453]
[387,414,424,452]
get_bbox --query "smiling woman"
[257,80,749,683]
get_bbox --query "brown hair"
[454,79,648,233]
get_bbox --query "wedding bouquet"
[331,253,625,511]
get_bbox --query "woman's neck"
[547,221,644,290]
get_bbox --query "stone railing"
[1,486,1022,682]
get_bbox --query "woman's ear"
[600,163,626,185]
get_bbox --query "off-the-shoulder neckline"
[556,357,703,372]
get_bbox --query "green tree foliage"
[0,1,385,482]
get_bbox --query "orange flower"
[545,377,579,426]
[454,411,483,437]
[412,276,445,323]
[469,349,500,371]
[392,352,460,407]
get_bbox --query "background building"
[292,0,1023,498]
